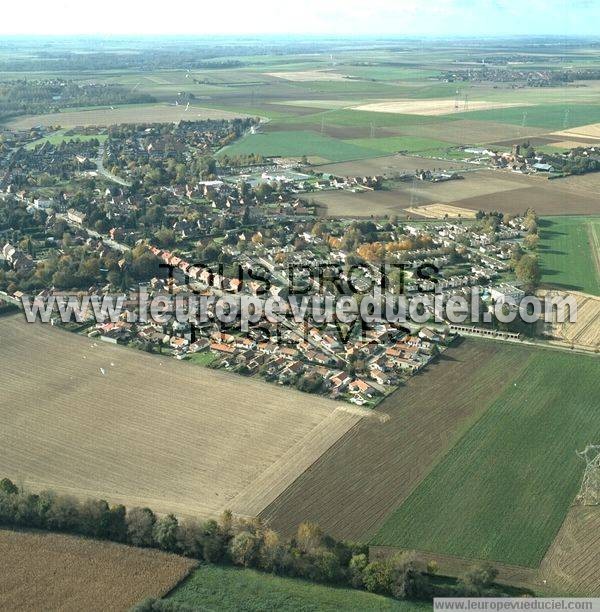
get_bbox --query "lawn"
[372,349,600,567]
[187,351,217,366]
[454,104,600,130]
[218,130,379,162]
[167,565,428,612]
[25,130,107,150]
[539,216,600,295]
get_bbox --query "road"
[95,142,132,187]
[56,214,130,253]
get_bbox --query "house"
[490,283,525,305]
[348,379,379,398]
[67,209,87,225]
[210,342,236,355]
[329,371,352,389]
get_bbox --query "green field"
[346,136,453,154]
[167,565,427,612]
[25,130,107,150]
[455,104,600,130]
[218,130,379,162]
[372,348,600,567]
[539,216,600,295]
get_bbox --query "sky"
[0,0,597,37]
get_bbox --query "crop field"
[265,70,353,82]
[402,171,529,203]
[345,136,454,154]
[455,104,600,131]
[218,130,378,162]
[451,183,600,216]
[372,349,600,567]
[315,154,473,176]
[5,104,251,129]
[313,189,416,217]
[551,122,600,141]
[539,216,600,295]
[540,290,600,351]
[404,203,478,219]
[0,317,359,519]
[353,99,529,116]
[167,565,425,612]
[539,507,600,596]
[0,529,196,612]
[261,341,532,540]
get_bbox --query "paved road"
[95,142,132,187]
[57,214,130,253]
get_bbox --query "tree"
[79,498,111,538]
[460,562,498,596]
[45,494,81,532]
[296,522,323,554]
[362,560,393,594]
[176,518,204,558]
[126,507,156,547]
[229,530,261,567]
[0,478,18,495]
[153,514,179,552]
[349,553,368,588]
[515,254,540,290]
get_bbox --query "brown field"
[0,317,359,519]
[315,154,473,176]
[352,99,530,116]
[539,506,600,595]
[314,189,416,217]
[398,119,548,146]
[540,290,600,351]
[453,183,600,216]
[0,529,196,612]
[260,341,532,540]
[404,203,477,219]
[5,104,251,129]
[401,171,528,204]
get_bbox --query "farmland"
[0,316,359,519]
[6,103,251,129]
[218,129,378,162]
[166,565,426,612]
[539,506,600,596]
[261,341,532,541]
[0,529,196,612]
[372,349,600,567]
[540,290,600,351]
[539,216,600,295]
[353,99,529,116]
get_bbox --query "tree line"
[0,477,521,605]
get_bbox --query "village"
[0,117,541,406]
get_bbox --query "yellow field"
[0,317,359,519]
[539,507,600,596]
[6,104,250,129]
[404,203,477,219]
[549,139,600,149]
[551,122,600,141]
[265,70,350,81]
[540,290,600,351]
[0,529,196,612]
[352,99,531,116]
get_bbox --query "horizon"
[0,0,597,37]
